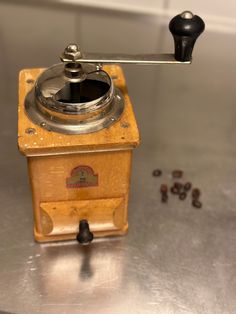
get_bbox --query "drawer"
[39,197,125,236]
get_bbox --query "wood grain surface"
[18,65,140,242]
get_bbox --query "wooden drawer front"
[39,197,125,236]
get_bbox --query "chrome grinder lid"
[25,44,124,134]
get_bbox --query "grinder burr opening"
[24,44,125,134]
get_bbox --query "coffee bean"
[174,182,183,191]
[172,170,183,178]
[161,194,168,203]
[171,186,179,195]
[160,184,168,194]
[184,182,192,191]
[192,200,202,209]
[179,192,187,200]
[152,169,162,177]
[192,188,201,199]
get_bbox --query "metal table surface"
[1,3,236,314]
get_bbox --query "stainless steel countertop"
[0,3,236,313]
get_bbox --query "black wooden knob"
[76,220,94,245]
[169,11,205,62]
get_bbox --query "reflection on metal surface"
[79,246,94,279]
[37,240,124,299]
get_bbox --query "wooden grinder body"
[18,65,140,242]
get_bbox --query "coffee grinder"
[18,11,205,244]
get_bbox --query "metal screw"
[181,11,194,19]
[96,64,103,71]
[61,43,82,62]
[25,128,36,135]
[67,44,79,53]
